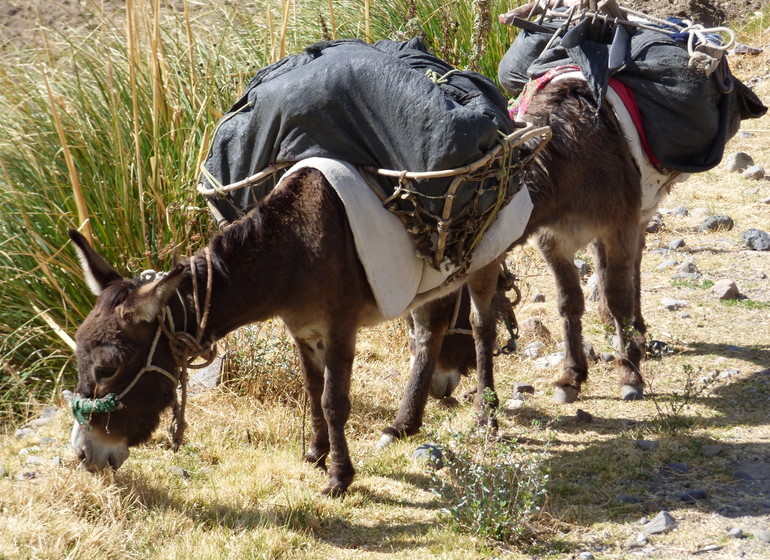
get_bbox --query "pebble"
[699,215,734,233]
[702,445,724,457]
[522,341,545,358]
[728,527,744,539]
[643,511,677,534]
[665,461,690,474]
[412,444,444,469]
[657,258,679,270]
[531,293,546,303]
[723,151,754,172]
[625,532,649,549]
[742,164,765,180]
[745,186,760,195]
[14,427,34,439]
[677,489,708,502]
[505,398,525,411]
[756,529,770,543]
[646,216,664,233]
[514,382,535,395]
[15,472,36,481]
[711,279,740,300]
[671,206,689,217]
[534,352,564,369]
[578,552,595,560]
[661,297,688,311]
[519,318,553,341]
[669,238,686,250]
[599,352,615,363]
[574,259,590,277]
[169,466,191,479]
[576,409,593,423]
[676,261,699,274]
[742,228,770,251]
[635,440,658,451]
[614,493,640,504]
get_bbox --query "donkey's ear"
[116,264,185,324]
[68,229,123,296]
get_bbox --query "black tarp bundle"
[497,17,767,173]
[201,37,515,228]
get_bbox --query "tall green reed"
[0,0,525,422]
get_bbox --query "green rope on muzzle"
[71,393,121,429]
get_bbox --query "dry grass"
[2,13,770,560]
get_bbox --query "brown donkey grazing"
[68,167,505,496]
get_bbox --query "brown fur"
[69,167,504,495]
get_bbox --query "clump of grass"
[647,364,716,434]
[429,422,550,545]
[720,298,770,310]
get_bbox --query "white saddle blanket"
[277,158,533,319]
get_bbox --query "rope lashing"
[425,68,459,85]
[72,393,122,428]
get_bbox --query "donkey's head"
[68,229,185,471]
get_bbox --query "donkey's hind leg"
[537,232,589,403]
[295,336,330,470]
[598,228,646,400]
[466,259,504,428]
[378,294,454,447]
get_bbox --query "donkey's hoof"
[376,433,396,449]
[553,385,579,404]
[621,384,644,401]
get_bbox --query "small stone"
[646,215,664,233]
[723,152,754,172]
[657,258,679,270]
[742,164,765,180]
[576,409,593,423]
[745,186,760,195]
[514,382,535,395]
[669,238,686,250]
[742,228,770,251]
[712,279,740,300]
[732,470,756,481]
[728,527,744,539]
[574,259,590,277]
[677,489,708,502]
[635,440,658,451]
[578,553,595,560]
[61,390,74,403]
[671,206,689,217]
[756,529,770,543]
[680,312,690,319]
[530,293,546,303]
[15,472,36,481]
[702,445,724,457]
[519,318,553,341]
[25,456,46,466]
[762,196,770,204]
[699,215,734,233]
[599,352,615,362]
[534,352,564,369]
[665,462,690,474]
[643,511,677,534]
[189,355,223,392]
[14,427,34,439]
[661,297,688,311]
[676,261,699,274]
[522,341,545,359]
[505,398,525,411]
[169,466,191,479]
[625,532,649,549]
[412,444,444,469]
[614,493,640,504]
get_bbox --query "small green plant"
[720,299,770,310]
[670,278,714,289]
[430,429,549,545]
[647,364,715,434]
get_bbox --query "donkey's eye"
[94,366,118,381]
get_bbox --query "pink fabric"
[608,77,662,170]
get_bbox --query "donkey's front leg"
[467,259,503,427]
[295,336,330,470]
[320,329,357,497]
[378,295,454,447]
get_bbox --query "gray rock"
[635,440,658,451]
[661,297,688,311]
[61,390,74,403]
[578,553,595,560]
[712,279,740,300]
[728,527,744,539]
[530,292,546,303]
[665,462,690,474]
[614,493,640,504]
[742,228,770,251]
[519,318,553,341]
[505,398,525,411]
[676,261,699,274]
[15,471,36,481]
[574,259,590,277]
[643,511,677,534]
[25,456,46,466]
[742,164,765,180]
[699,215,734,233]
[169,466,191,479]
[599,352,615,363]
[576,409,593,423]
[677,489,708,502]
[671,206,689,217]
[669,238,686,250]
[756,529,770,543]
[514,382,535,395]
[522,341,545,359]
[14,427,34,439]
[657,258,679,270]
[671,273,699,282]
[745,186,761,195]
[412,444,444,469]
[762,196,770,204]
[188,355,223,392]
[534,352,564,369]
[723,152,754,172]
[646,215,664,233]
[625,532,649,549]
[702,445,724,457]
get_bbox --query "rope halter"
[72,249,217,451]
